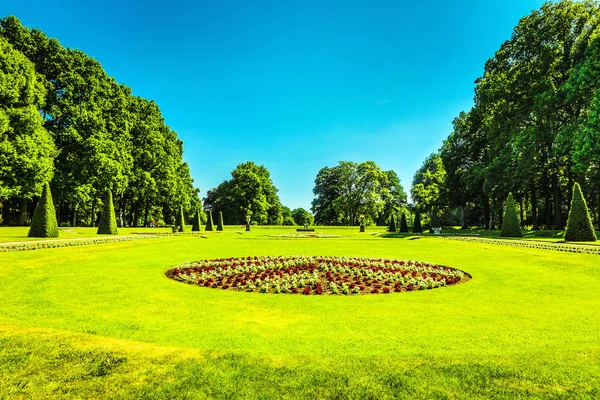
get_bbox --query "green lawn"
[0,227,599,398]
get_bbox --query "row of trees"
[0,16,200,228]
[411,0,600,230]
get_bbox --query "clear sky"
[3,0,546,210]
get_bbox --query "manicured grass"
[1,227,599,398]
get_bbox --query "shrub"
[28,182,59,238]
[205,210,214,231]
[564,183,597,242]
[192,208,202,232]
[388,214,397,232]
[412,212,423,233]
[177,205,187,232]
[500,192,522,237]
[399,212,409,233]
[97,190,118,235]
[217,212,224,231]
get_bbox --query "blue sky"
[3,0,545,210]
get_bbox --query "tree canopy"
[0,16,201,227]
[311,161,406,225]
[203,162,283,225]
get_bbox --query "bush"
[412,212,423,233]
[28,182,59,238]
[205,210,214,231]
[177,206,185,232]
[388,214,397,232]
[500,192,522,237]
[192,208,201,231]
[564,183,597,242]
[399,212,409,233]
[217,212,224,231]
[97,190,118,235]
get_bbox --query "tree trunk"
[460,206,468,229]
[18,198,28,226]
[71,204,77,227]
[552,174,562,229]
[545,186,552,229]
[132,201,140,227]
[482,194,490,229]
[519,196,524,226]
[143,202,150,227]
[531,186,539,230]
[90,198,97,227]
[498,206,503,230]
[2,200,10,225]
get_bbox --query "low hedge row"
[443,236,600,255]
[0,235,165,252]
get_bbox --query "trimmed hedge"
[399,212,409,233]
[412,212,422,233]
[192,208,201,232]
[388,214,397,232]
[565,183,597,242]
[28,182,59,238]
[217,212,224,231]
[501,192,522,237]
[205,210,214,231]
[177,205,187,232]
[97,190,118,235]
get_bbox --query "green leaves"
[501,193,522,238]
[28,181,58,237]
[564,183,596,242]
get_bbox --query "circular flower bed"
[165,255,469,295]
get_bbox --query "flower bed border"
[442,236,600,254]
[0,235,166,252]
[166,255,469,295]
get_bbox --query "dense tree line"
[0,16,201,227]
[412,0,600,230]
[311,161,407,225]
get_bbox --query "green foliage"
[412,212,423,233]
[205,210,214,231]
[192,208,201,232]
[564,183,597,242]
[292,208,313,226]
[411,153,448,222]
[177,205,186,232]
[0,35,55,202]
[203,162,282,225]
[0,16,200,229]
[312,161,407,225]
[388,214,397,232]
[217,212,224,231]
[500,193,522,237]
[97,191,118,235]
[399,212,409,233]
[282,216,295,225]
[27,182,58,238]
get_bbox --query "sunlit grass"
[1,227,599,398]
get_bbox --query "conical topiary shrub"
[399,212,409,233]
[28,182,59,238]
[501,192,522,237]
[177,205,187,232]
[192,208,201,232]
[205,210,214,231]
[388,214,397,232]
[217,212,224,231]
[97,190,118,235]
[565,183,597,242]
[412,212,423,233]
